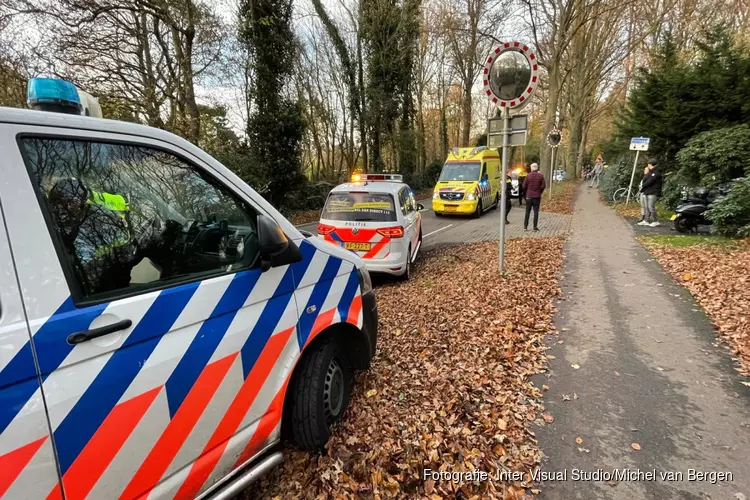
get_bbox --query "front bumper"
[361,289,378,365]
[432,199,479,214]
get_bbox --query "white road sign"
[630,137,650,151]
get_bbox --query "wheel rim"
[324,358,344,423]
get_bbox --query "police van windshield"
[439,162,480,182]
[322,192,397,222]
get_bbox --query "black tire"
[400,246,412,281]
[674,216,694,234]
[473,199,483,219]
[435,211,443,217]
[288,339,352,451]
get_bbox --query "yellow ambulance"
[432,147,501,217]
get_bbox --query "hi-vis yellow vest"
[86,190,131,257]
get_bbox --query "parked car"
[318,174,422,280]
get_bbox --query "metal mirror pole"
[499,105,511,273]
[626,150,641,205]
[549,146,555,200]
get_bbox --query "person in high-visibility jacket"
[48,178,136,295]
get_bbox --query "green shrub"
[706,176,750,236]
[423,160,443,187]
[675,124,750,188]
[599,156,634,203]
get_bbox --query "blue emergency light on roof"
[27,78,82,114]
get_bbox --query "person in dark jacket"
[640,159,663,227]
[505,170,513,224]
[523,163,546,231]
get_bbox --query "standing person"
[523,163,546,231]
[639,159,663,227]
[517,165,528,206]
[589,154,604,188]
[637,165,649,225]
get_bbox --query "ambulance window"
[322,192,397,222]
[20,137,261,303]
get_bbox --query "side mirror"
[417,203,425,211]
[257,214,302,271]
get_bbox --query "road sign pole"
[626,150,641,205]
[549,146,555,201]
[499,105,510,273]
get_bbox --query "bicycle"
[613,187,642,204]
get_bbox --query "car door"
[5,128,302,499]
[399,187,417,258]
[407,189,421,250]
[480,163,491,207]
[0,185,62,499]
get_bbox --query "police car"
[318,174,423,280]
[0,78,377,499]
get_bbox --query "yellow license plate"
[444,206,458,212]
[344,242,372,251]
[670,214,678,220]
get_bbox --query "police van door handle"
[67,319,133,345]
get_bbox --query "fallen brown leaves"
[248,237,566,499]
[289,209,322,226]
[614,203,641,218]
[544,182,576,215]
[642,238,750,376]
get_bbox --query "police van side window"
[20,137,261,302]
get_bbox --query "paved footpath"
[535,186,750,500]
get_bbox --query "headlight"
[433,192,439,199]
[357,267,373,294]
[466,193,476,200]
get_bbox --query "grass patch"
[639,234,739,249]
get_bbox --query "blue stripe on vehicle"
[330,232,343,244]
[297,258,342,348]
[53,282,199,474]
[0,297,106,435]
[165,270,260,417]
[239,267,296,379]
[337,270,360,322]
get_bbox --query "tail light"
[317,223,336,235]
[377,226,404,238]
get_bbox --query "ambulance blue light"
[27,78,82,112]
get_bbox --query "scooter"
[671,186,726,233]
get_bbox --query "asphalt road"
[295,199,469,247]
[296,197,573,249]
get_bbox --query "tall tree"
[239,0,306,207]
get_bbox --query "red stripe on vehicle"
[0,437,47,497]
[363,239,389,259]
[120,354,237,500]
[347,295,363,326]
[332,228,378,243]
[172,328,294,499]
[305,307,337,348]
[233,375,290,468]
[55,387,160,500]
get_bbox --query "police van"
[0,78,377,499]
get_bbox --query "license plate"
[670,214,678,220]
[444,206,457,212]
[344,242,372,251]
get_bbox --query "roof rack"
[351,173,403,183]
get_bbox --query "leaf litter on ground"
[642,238,750,376]
[247,238,566,499]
